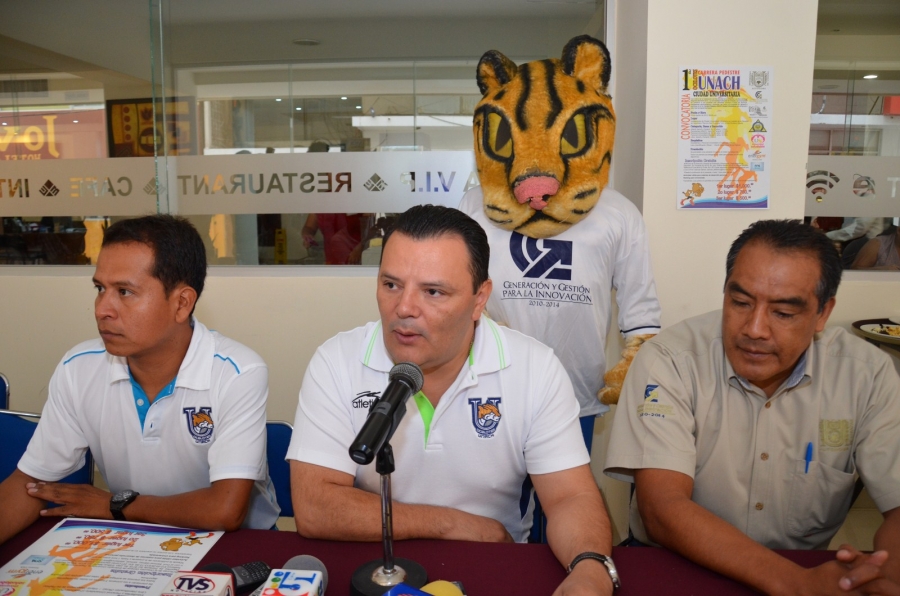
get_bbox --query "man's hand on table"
[440,511,514,543]
[26,482,113,520]
[553,559,613,596]
[833,545,900,595]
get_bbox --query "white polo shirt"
[459,186,661,417]
[287,315,589,542]
[19,319,280,530]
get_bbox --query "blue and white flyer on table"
[0,518,222,595]
[677,66,773,209]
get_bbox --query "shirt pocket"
[786,459,855,540]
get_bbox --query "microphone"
[249,554,328,596]
[199,561,272,594]
[349,362,424,465]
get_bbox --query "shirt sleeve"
[603,340,698,482]
[207,363,269,483]
[612,202,662,338]
[286,347,359,477]
[17,358,90,481]
[853,355,900,513]
[523,348,590,475]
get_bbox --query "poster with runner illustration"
[0,518,221,595]
[677,66,773,209]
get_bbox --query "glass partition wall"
[0,0,605,266]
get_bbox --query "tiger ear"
[561,35,611,93]
[476,50,518,96]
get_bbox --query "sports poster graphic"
[677,66,773,209]
[0,518,221,595]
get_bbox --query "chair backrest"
[0,409,93,486]
[0,373,8,410]
[266,420,294,518]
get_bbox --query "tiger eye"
[487,112,513,159]
[561,113,587,155]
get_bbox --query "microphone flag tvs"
[349,362,428,596]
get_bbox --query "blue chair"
[0,409,94,488]
[266,420,293,518]
[0,373,9,410]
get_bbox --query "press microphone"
[349,362,424,465]
[249,554,328,596]
[199,561,272,594]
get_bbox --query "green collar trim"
[412,391,434,445]
[364,321,381,366]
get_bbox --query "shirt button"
[764,402,772,409]
[760,453,769,461]
[136,399,145,406]
[755,502,764,510]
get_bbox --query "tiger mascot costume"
[459,35,661,436]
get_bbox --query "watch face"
[113,490,137,504]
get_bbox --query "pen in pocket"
[804,442,813,474]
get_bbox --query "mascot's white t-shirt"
[460,186,661,417]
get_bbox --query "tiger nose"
[513,176,560,211]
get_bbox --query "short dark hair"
[725,219,842,312]
[102,214,207,301]
[382,205,490,293]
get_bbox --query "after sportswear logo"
[183,407,214,444]
[353,390,380,410]
[509,232,572,280]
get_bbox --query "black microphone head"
[282,555,328,591]
[390,362,424,393]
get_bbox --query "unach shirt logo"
[468,397,502,438]
[509,232,573,280]
[183,407,214,444]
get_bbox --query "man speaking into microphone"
[287,205,617,595]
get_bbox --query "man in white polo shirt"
[288,205,617,594]
[605,219,900,594]
[0,215,279,545]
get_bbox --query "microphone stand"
[350,442,427,595]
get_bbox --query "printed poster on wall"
[677,66,773,209]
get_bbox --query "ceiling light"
[356,106,362,109]
[73,120,78,123]
[275,98,282,102]
[341,96,347,100]
[863,74,878,79]
[292,38,320,46]
[296,107,302,111]
[1,122,6,125]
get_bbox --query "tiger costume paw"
[598,333,655,405]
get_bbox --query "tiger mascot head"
[473,35,614,239]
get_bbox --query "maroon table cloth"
[0,518,835,594]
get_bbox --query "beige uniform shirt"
[605,310,900,549]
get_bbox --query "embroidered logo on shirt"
[819,419,854,452]
[353,391,380,410]
[637,384,674,419]
[468,397,502,438]
[183,407,214,444]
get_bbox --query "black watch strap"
[567,551,620,591]
[110,490,140,521]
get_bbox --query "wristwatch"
[110,490,140,521]
[567,552,620,591]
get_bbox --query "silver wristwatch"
[567,551,620,591]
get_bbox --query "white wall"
[0,267,379,424]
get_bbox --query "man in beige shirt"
[605,219,900,595]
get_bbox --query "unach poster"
[677,66,773,209]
